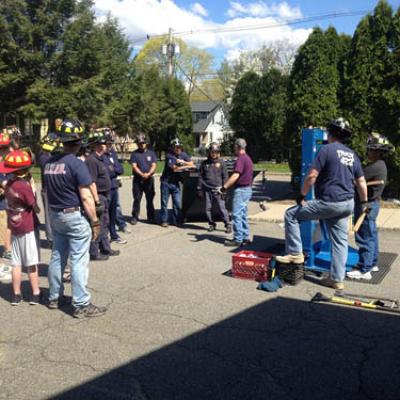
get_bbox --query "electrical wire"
[131,9,370,44]
[175,62,222,106]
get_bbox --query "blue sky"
[94,0,400,64]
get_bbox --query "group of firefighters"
[0,116,395,317]
[0,118,254,317]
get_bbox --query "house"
[191,101,232,150]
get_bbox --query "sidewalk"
[249,202,400,230]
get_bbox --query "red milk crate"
[232,251,273,282]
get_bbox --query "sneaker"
[73,303,107,319]
[129,217,138,226]
[224,239,242,247]
[160,222,169,228]
[371,265,379,272]
[111,237,128,244]
[346,270,373,281]
[242,239,252,246]
[90,254,109,261]
[208,224,216,232]
[225,225,232,234]
[275,254,305,265]
[320,278,344,290]
[30,292,42,305]
[118,226,131,234]
[2,251,11,261]
[11,294,23,306]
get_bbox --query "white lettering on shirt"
[336,150,354,167]
[44,163,66,175]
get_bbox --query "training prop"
[300,128,359,273]
[231,251,273,282]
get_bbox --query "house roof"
[191,101,221,113]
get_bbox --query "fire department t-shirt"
[312,142,364,202]
[130,149,157,174]
[44,154,92,211]
[5,179,37,236]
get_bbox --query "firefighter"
[197,142,232,233]
[86,131,120,261]
[276,118,368,290]
[130,134,157,225]
[44,118,106,318]
[160,138,194,227]
[347,132,394,281]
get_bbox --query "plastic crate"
[232,251,273,282]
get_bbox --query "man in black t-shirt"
[86,132,119,261]
[347,133,394,281]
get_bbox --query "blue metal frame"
[299,128,359,273]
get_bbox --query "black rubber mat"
[345,252,398,285]
[264,242,398,285]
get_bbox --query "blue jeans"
[109,189,120,240]
[232,186,252,242]
[355,201,380,272]
[160,181,182,224]
[284,199,354,282]
[48,210,91,308]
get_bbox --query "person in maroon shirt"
[0,150,41,305]
[220,138,254,246]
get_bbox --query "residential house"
[191,101,232,150]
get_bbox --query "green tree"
[230,72,263,160]
[286,27,350,177]
[344,0,393,154]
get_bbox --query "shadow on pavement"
[252,179,294,202]
[48,296,400,400]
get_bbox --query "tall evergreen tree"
[286,27,348,177]
[229,72,264,160]
[344,0,393,153]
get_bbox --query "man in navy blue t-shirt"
[130,134,157,225]
[160,138,194,227]
[44,119,106,319]
[276,118,368,290]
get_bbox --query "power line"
[131,9,370,44]
[175,62,221,107]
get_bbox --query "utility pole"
[167,28,174,78]
[162,28,179,78]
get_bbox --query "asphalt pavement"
[0,175,399,400]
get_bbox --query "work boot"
[90,254,109,261]
[160,222,168,228]
[225,225,232,234]
[275,254,304,264]
[130,217,138,226]
[224,239,242,247]
[73,303,107,319]
[103,249,120,257]
[320,278,344,290]
[346,270,372,281]
[208,224,216,232]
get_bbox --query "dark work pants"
[90,194,111,257]
[109,188,120,240]
[41,189,53,243]
[132,177,155,221]
[204,190,230,226]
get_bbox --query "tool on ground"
[311,292,400,314]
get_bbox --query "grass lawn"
[254,162,290,173]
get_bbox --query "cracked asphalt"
[1,176,400,400]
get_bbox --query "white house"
[191,101,232,150]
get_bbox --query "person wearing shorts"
[0,149,41,305]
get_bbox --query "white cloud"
[191,2,208,17]
[227,1,302,19]
[93,0,310,60]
